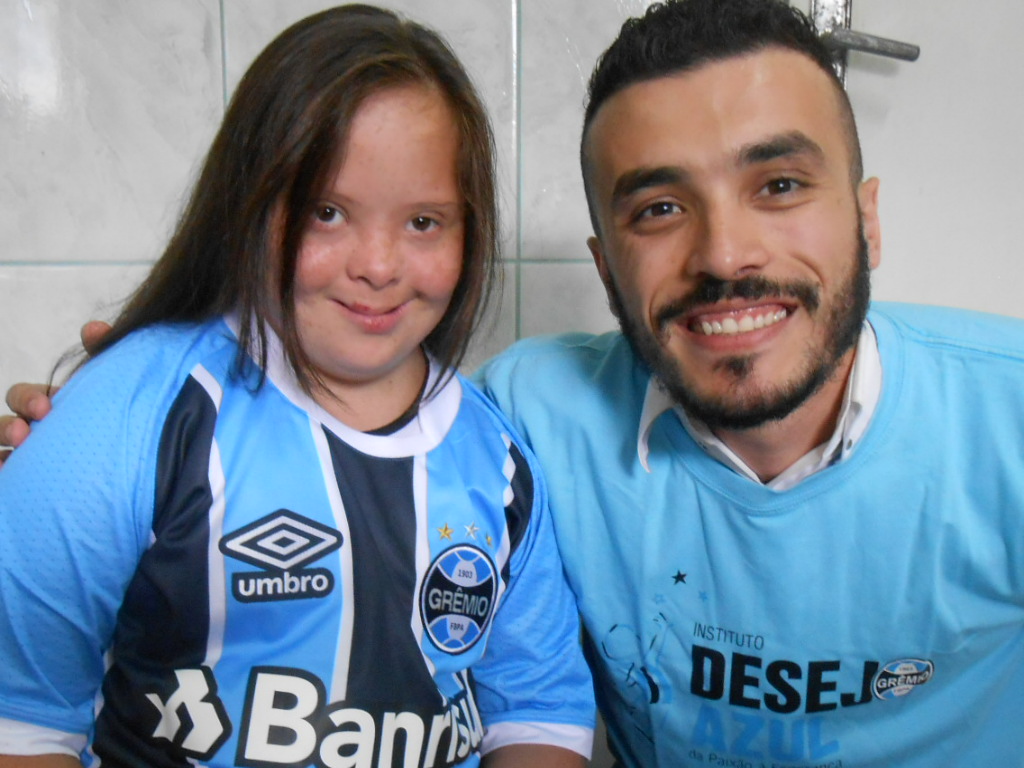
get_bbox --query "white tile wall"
[0,264,150,386]
[520,261,617,338]
[0,1,222,267]
[519,0,651,263]
[0,0,222,397]
[836,0,1024,319]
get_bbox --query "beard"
[610,227,872,432]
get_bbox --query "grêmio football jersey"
[0,318,593,768]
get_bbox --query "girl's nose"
[347,227,401,287]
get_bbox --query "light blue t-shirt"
[478,302,1024,768]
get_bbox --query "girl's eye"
[409,216,439,232]
[637,201,682,220]
[314,205,343,224]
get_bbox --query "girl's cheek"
[294,246,336,291]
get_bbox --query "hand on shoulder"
[0,320,111,468]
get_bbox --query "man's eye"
[409,216,439,232]
[764,178,800,195]
[638,201,681,219]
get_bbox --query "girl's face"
[294,84,464,426]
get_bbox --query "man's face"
[584,48,881,431]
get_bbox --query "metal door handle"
[811,0,920,82]
[823,28,920,62]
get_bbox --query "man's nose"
[686,200,769,281]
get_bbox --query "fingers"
[1,384,54,468]
[0,415,31,467]
[5,382,54,422]
[81,320,113,355]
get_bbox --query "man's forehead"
[585,47,844,167]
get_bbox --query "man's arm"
[482,744,585,768]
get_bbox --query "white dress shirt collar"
[636,323,882,491]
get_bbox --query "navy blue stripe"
[502,443,535,584]
[324,430,441,708]
[94,374,220,767]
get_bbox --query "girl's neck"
[312,349,430,433]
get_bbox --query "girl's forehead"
[316,85,462,208]
[329,85,459,164]
[352,84,455,134]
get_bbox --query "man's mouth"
[691,306,789,336]
[655,275,816,340]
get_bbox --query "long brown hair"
[82,5,499,396]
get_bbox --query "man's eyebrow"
[738,131,825,167]
[610,166,690,209]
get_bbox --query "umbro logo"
[220,510,342,603]
[221,510,342,570]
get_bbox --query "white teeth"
[696,308,788,336]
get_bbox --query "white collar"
[223,313,461,458]
[637,323,882,490]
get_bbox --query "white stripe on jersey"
[191,364,228,672]
[494,434,514,603]
[410,454,435,677]
[309,417,356,702]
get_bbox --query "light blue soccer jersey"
[478,302,1024,768]
[0,318,594,767]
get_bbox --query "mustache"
[655,275,820,331]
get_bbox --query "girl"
[0,6,593,767]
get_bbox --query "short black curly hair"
[581,0,862,232]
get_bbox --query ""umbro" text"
[232,568,334,603]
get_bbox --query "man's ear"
[587,235,620,319]
[858,176,882,269]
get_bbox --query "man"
[5,1,1024,766]
[477,0,1024,765]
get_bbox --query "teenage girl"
[0,6,593,768]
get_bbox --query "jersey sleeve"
[0,332,179,738]
[469,429,595,756]
[0,717,86,757]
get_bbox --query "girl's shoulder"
[452,371,517,435]
[0,320,241,558]
[453,371,547,478]
[56,319,238,410]
[37,320,242,487]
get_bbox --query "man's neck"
[710,351,857,483]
